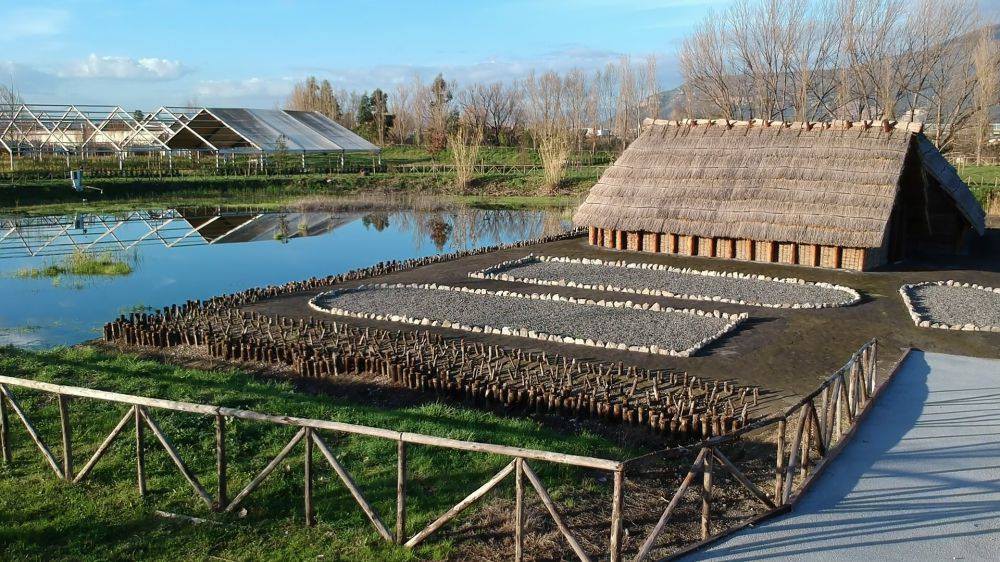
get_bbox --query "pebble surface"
[312,285,735,353]
[486,258,856,307]
[906,284,1000,328]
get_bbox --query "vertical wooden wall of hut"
[584,229,873,271]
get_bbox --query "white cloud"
[195,77,296,100]
[1,8,69,40]
[61,54,187,80]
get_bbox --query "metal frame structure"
[0,104,379,170]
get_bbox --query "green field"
[0,169,600,216]
[0,346,636,561]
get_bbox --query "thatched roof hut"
[574,118,985,271]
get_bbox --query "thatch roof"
[573,118,985,249]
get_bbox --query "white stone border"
[899,280,1000,332]
[308,282,748,357]
[469,255,862,309]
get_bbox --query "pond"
[0,203,574,347]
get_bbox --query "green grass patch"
[0,346,637,560]
[959,165,1000,211]
[0,168,603,217]
[15,251,133,278]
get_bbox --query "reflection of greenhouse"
[0,205,575,259]
[0,210,361,258]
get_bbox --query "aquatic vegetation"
[16,251,133,278]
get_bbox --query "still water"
[0,205,573,347]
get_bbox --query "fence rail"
[0,339,902,560]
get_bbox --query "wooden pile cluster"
[105,304,758,439]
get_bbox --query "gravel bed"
[310,283,747,356]
[470,256,860,308]
[900,281,1000,332]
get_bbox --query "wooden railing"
[0,339,902,560]
[628,338,893,561]
[0,372,625,561]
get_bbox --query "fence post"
[0,394,10,464]
[701,448,713,539]
[216,414,227,510]
[774,418,786,504]
[304,427,315,527]
[869,341,878,396]
[135,406,146,496]
[396,439,406,544]
[515,457,524,562]
[610,467,624,562]
[58,395,72,481]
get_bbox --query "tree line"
[284,56,661,153]
[678,0,999,157]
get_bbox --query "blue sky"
[0,0,727,108]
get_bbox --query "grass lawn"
[959,165,1000,216]
[0,346,636,561]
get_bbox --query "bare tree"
[391,80,415,144]
[971,27,1000,163]
[677,0,996,152]
[287,77,342,121]
[426,74,454,154]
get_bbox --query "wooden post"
[782,407,809,503]
[0,394,11,464]
[304,427,315,527]
[135,406,146,496]
[800,404,812,478]
[774,418,786,504]
[396,439,406,544]
[515,457,524,562]
[701,448,713,539]
[58,395,72,481]
[610,468,624,562]
[216,415,227,510]
[834,379,844,441]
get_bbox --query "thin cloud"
[60,54,188,80]
[195,77,296,100]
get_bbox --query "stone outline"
[899,280,1000,332]
[469,254,862,309]
[309,282,748,357]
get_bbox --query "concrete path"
[683,351,1000,561]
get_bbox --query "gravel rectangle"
[900,281,1000,332]
[470,256,860,309]
[309,283,747,356]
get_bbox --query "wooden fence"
[0,339,903,560]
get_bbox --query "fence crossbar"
[0,375,620,471]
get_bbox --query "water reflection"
[0,202,573,347]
